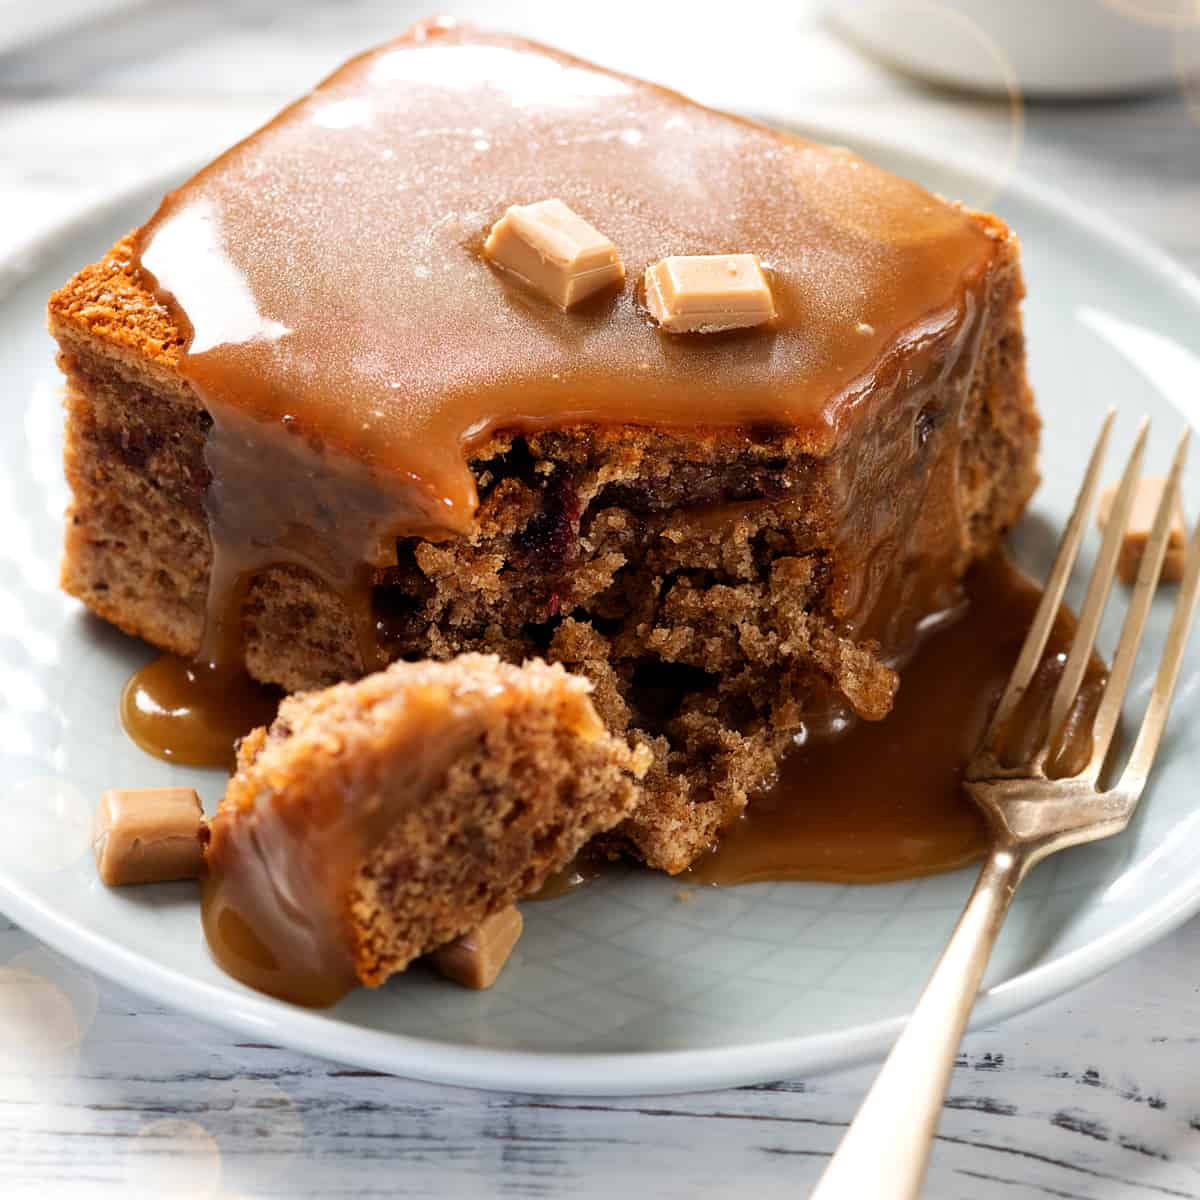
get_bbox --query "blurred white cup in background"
[828,0,1200,98]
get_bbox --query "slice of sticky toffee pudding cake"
[48,18,1039,875]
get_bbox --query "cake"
[202,654,648,1006]
[48,19,1039,874]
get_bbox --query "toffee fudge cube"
[1098,475,1189,584]
[643,253,776,333]
[93,786,207,886]
[484,198,624,309]
[430,905,525,990]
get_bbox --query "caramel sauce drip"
[121,656,279,771]
[118,402,398,765]
[528,852,605,901]
[692,555,1107,886]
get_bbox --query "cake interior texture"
[48,22,1040,874]
[203,654,648,1005]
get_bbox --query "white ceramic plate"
[3,129,1200,1097]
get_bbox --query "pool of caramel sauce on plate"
[121,656,278,771]
[691,554,1105,886]
[121,539,282,770]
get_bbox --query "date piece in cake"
[202,655,648,1006]
[49,20,1040,874]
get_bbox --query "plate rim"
[4,122,1200,1096]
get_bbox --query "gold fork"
[812,411,1200,1200]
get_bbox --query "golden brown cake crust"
[50,234,187,387]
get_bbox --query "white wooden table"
[3,3,1200,1195]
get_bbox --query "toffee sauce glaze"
[121,19,999,710]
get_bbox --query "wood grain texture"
[3,2,1200,1195]
[3,912,1200,1198]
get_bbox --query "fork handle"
[811,842,1032,1200]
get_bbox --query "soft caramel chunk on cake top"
[484,198,624,309]
[643,254,776,333]
[49,18,1039,875]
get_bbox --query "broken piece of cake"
[202,655,647,1006]
[49,18,1039,877]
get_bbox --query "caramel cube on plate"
[643,253,775,333]
[1097,476,1189,584]
[484,198,624,309]
[430,905,524,990]
[93,787,207,886]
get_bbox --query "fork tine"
[1118,508,1200,793]
[981,409,1116,756]
[1037,417,1149,765]
[1086,429,1190,782]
